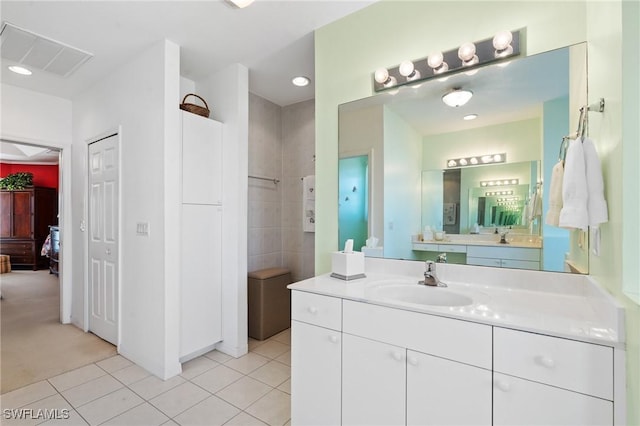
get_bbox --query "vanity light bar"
[447,153,506,169]
[485,190,514,196]
[480,178,519,187]
[373,29,522,92]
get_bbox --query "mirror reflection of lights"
[480,178,519,187]
[463,114,478,121]
[448,153,506,169]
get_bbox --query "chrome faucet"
[436,252,447,263]
[419,260,447,287]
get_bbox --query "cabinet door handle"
[391,351,404,362]
[407,356,419,366]
[328,335,339,344]
[535,355,555,368]
[494,380,511,392]
[105,248,111,255]
[307,306,318,315]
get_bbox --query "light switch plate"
[136,222,150,236]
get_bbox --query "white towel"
[545,161,564,226]
[559,139,589,230]
[583,137,608,227]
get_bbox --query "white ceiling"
[0,0,375,107]
[0,0,375,164]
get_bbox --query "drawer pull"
[307,306,318,315]
[329,335,339,344]
[535,355,556,369]
[407,356,419,366]
[391,351,404,362]
[494,380,511,392]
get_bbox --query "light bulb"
[459,158,468,166]
[399,60,420,80]
[374,68,397,88]
[481,155,492,163]
[458,43,476,61]
[427,52,444,68]
[448,160,457,167]
[427,52,449,74]
[374,68,390,84]
[493,31,513,51]
[493,154,503,162]
[470,157,478,164]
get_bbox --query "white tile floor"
[0,330,292,426]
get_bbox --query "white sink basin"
[371,284,473,307]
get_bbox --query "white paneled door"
[88,134,119,345]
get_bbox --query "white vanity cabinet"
[291,292,342,426]
[493,327,614,425]
[342,333,406,425]
[290,284,619,426]
[467,245,541,270]
[341,299,492,426]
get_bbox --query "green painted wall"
[316,1,637,423]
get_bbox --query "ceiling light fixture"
[227,0,254,8]
[292,76,310,87]
[442,88,473,107]
[8,65,32,75]
[463,114,478,121]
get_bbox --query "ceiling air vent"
[0,22,93,77]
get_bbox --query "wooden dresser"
[0,187,58,270]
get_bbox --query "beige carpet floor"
[1,270,116,394]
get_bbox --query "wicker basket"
[180,93,210,118]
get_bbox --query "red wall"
[0,163,59,189]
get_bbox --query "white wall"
[0,84,74,324]
[72,40,181,379]
[195,64,249,357]
[339,105,384,246]
[383,106,422,259]
[282,99,316,281]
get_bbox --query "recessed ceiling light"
[8,65,32,75]
[292,76,310,87]
[463,114,478,120]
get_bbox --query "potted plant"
[0,172,34,190]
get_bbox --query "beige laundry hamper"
[248,267,292,340]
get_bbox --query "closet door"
[181,111,223,205]
[180,202,223,358]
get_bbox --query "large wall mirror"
[338,43,589,273]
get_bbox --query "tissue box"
[331,251,365,281]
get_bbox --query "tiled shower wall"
[248,93,315,282]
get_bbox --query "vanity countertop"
[413,234,543,249]
[288,260,624,348]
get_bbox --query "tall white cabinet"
[180,111,224,360]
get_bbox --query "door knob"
[105,248,111,255]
